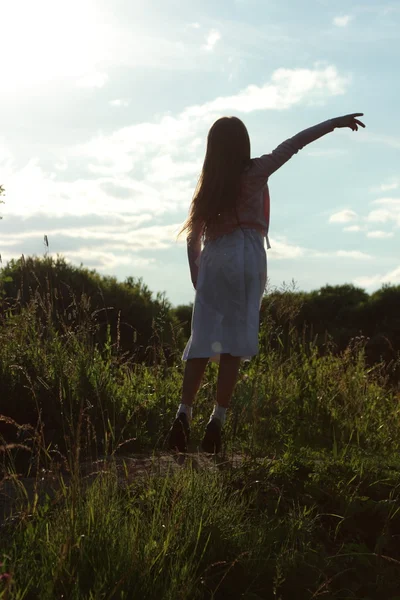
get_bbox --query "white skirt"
[182,228,267,363]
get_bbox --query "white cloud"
[366,230,394,239]
[0,219,183,273]
[203,29,221,51]
[77,72,108,88]
[0,144,13,165]
[380,182,398,191]
[354,275,382,288]
[190,65,347,115]
[333,15,352,27]
[366,198,400,226]
[344,225,362,232]
[145,155,200,184]
[306,148,348,157]
[2,61,351,279]
[358,132,400,149]
[366,209,392,223]
[355,265,400,288]
[0,239,19,247]
[372,197,400,207]
[75,64,348,180]
[0,216,160,245]
[54,249,156,271]
[0,247,153,274]
[383,5,400,15]
[2,158,185,218]
[0,2,229,95]
[109,99,130,107]
[329,209,358,223]
[268,239,372,261]
[379,265,400,282]
[336,250,372,260]
[370,180,399,193]
[0,0,111,90]
[269,238,306,259]
[188,22,200,29]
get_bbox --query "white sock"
[209,404,227,426]
[176,403,192,420]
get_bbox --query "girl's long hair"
[179,116,251,240]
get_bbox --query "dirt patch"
[0,452,259,524]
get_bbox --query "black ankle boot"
[201,417,222,454]
[167,413,190,453]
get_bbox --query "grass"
[1,268,400,599]
[2,453,400,599]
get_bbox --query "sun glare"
[0,0,109,90]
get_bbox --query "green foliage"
[1,277,399,462]
[173,282,400,369]
[265,282,400,366]
[0,255,184,363]
[1,454,400,599]
[0,295,184,459]
[1,258,400,598]
[172,303,193,340]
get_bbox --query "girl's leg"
[202,353,241,453]
[168,357,208,452]
[181,357,209,406]
[216,353,241,408]
[180,353,241,409]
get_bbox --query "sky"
[0,0,399,306]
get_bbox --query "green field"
[1,261,400,599]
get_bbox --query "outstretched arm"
[254,113,365,178]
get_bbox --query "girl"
[168,112,365,454]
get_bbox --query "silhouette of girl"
[168,112,365,453]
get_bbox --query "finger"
[354,119,366,128]
[350,112,364,117]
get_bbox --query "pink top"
[187,118,336,286]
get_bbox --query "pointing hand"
[334,113,366,131]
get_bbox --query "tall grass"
[1,453,400,599]
[1,260,400,598]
